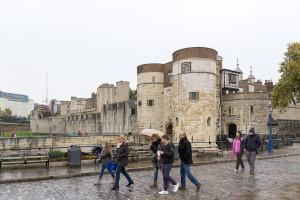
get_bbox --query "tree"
[0,108,13,121]
[273,42,300,110]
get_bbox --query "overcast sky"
[1,0,299,103]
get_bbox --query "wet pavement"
[0,144,300,199]
[1,154,300,199]
[1,144,300,184]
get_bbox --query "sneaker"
[159,190,169,195]
[178,186,186,191]
[234,169,238,172]
[173,183,179,192]
[239,168,245,171]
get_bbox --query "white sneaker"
[159,190,168,195]
[173,183,179,192]
[234,169,238,172]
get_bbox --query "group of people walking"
[94,134,133,190]
[231,128,261,175]
[93,128,261,194]
[93,131,201,194]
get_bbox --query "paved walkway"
[1,153,300,199]
[1,144,300,184]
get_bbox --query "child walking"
[94,141,115,186]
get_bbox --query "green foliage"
[48,150,64,159]
[129,88,136,100]
[0,108,13,120]
[273,42,300,110]
[0,132,43,137]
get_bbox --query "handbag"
[108,162,117,171]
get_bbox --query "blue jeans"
[154,167,159,182]
[115,166,133,186]
[162,163,177,191]
[99,164,115,178]
[180,161,200,187]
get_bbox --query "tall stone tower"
[97,84,116,112]
[171,47,218,142]
[116,81,130,102]
[136,64,165,133]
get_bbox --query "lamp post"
[268,104,273,153]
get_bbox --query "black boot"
[126,181,134,187]
[111,185,119,190]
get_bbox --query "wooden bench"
[130,146,153,161]
[197,144,223,157]
[0,150,49,172]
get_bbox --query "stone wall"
[221,92,270,136]
[30,111,99,135]
[101,101,136,135]
[0,125,30,132]
[276,120,300,136]
[31,99,136,136]
[0,135,150,153]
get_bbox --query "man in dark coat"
[244,128,261,175]
[178,131,201,192]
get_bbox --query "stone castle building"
[31,47,300,141]
[137,47,220,142]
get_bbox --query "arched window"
[207,117,211,127]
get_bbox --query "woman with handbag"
[149,134,163,189]
[94,141,115,186]
[111,134,134,190]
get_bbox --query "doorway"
[228,123,237,139]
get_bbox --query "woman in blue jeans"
[111,134,134,190]
[94,141,115,187]
[149,134,162,189]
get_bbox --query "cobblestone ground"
[1,156,300,200]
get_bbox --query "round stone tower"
[137,63,164,133]
[171,47,218,143]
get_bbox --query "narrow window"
[251,106,254,113]
[152,76,156,83]
[168,74,173,83]
[231,107,237,115]
[147,100,154,106]
[189,92,199,100]
[207,117,211,127]
[181,62,191,73]
[176,117,178,127]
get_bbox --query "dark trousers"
[115,166,133,186]
[236,153,244,170]
[162,163,177,191]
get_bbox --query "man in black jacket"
[244,128,261,175]
[158,134,179,195]
[178,131,201,192]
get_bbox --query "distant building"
[50,99,61,115]
[0,91,33,117]
[34,103,51,113]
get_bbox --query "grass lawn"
[0,132,45,137]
